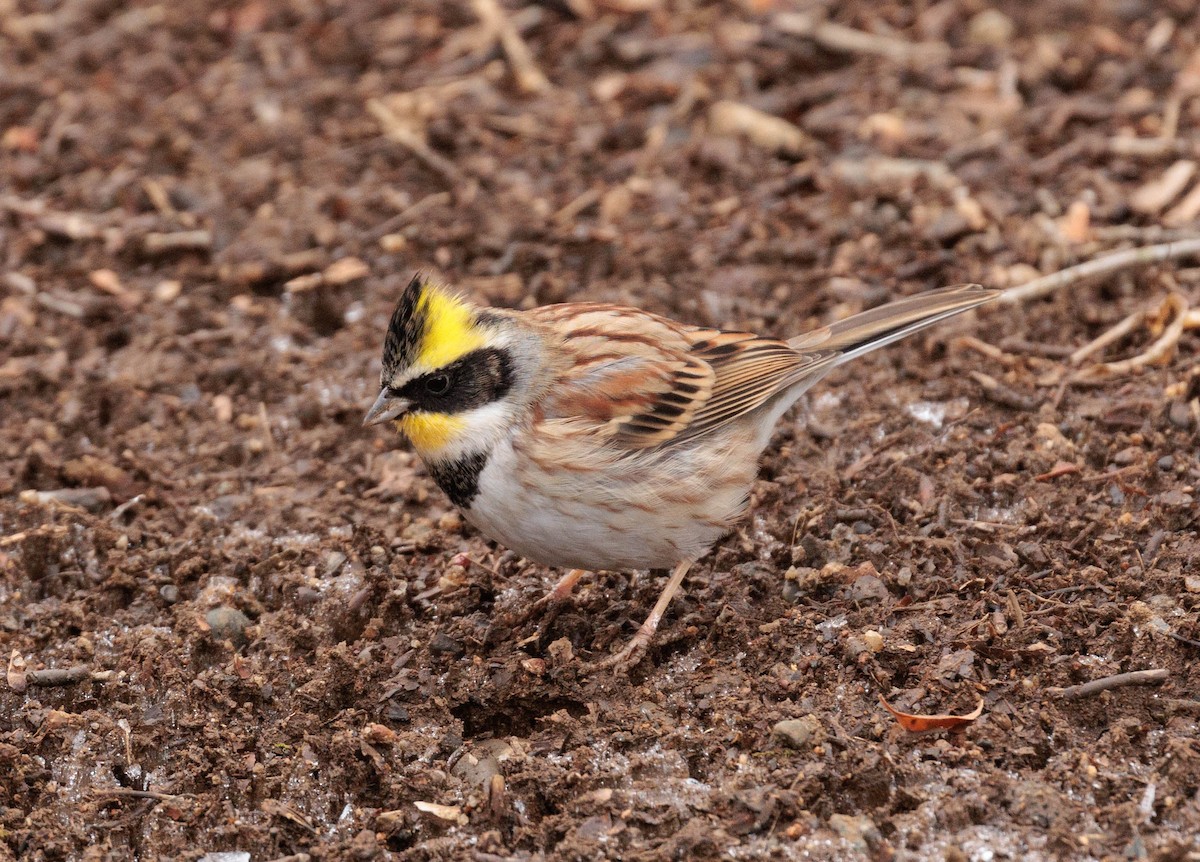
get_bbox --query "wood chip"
[1130,160,1196,214]
[708,101,810,156]
[414,801,465,822]
[322,257,369,286]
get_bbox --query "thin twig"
[998,238,1200,305]
[1074,293,1189,381]
[1069,307,1146,365]
[367,99,465,187]
[1047,668,1169,700]
[472,0,550,94]
[92,788,193,803]
[24,666,94,687]
[774,12,950,64]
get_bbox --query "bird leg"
[589,559,693,673]
[502,568,587,642]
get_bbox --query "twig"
[955,335,1019,366]
[1069,307,1146,365]
[24,666,94,687]
[1047,668,1169,700]
[969,370,1039,411]
[92,788,193,803]
[366,99,465,188]
[998,238,1200,305]
[35,292,86,318]
[142,230,212,256]
[1074,293,1189,381]
[471,0,550,94]
[774,12,949,64]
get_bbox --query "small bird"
[365,275,995,670]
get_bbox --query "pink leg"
[589,560,693,672]
[505,568,587,639]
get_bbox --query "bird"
[364,274,996,670]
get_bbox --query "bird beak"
[363,390,411,427]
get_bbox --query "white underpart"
[458,378,820,572]
[417,400,519,463]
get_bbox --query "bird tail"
[787,283,997,364]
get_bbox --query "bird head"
[364,275,518,458]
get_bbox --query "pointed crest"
[380,274,485,385]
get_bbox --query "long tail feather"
[788,283,997,365]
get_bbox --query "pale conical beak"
[363,390,411,427]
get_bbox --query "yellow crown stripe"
[417,287,485,370]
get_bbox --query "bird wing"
[526,284,995,451]
[528,303,815,450]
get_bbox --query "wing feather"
[524,284,994,452]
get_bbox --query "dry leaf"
[878,694,983,732]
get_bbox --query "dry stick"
[1075,293,1190,381]
[1048,668,1169,700]
[999,237,1200,305]
[471,0,550,95]
[1069,306,1146,365]
[774,12,949,64]
[24,666,93,687]
[366,99,465,188]
[93,788,192,803]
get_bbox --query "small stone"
[849,573,888,603]
[1112,446,1142,466]
[1157,455,1174,471]
[428,632,463,656]
[153,279,182,302]
[968,9,1014,46]
[205,606,251,646]
[212,394,234,423]
[1033,422,1073,454]
[159,584,179,604]
[1167,401,1193,429]
[928,210,972,245]
[828,813,880,851]
[772,716,825,750]
[1184,575,1200,594]
[862,630,884,652]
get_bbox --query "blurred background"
[2,1,1199,859]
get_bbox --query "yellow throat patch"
[398,412,465,454]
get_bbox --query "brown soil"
[3,1,1200,860]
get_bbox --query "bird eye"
[424,373,451,396]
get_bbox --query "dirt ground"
[3,1,1200,859]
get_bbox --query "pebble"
[206,606,251,646]
[159,584,179,604]
[828,813,881,851]
[428,632,464,656]
[771,716,825,750]
[1167,400,1193,429]
[849,573,889,603]
[967,9,1014,46]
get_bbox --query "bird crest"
[381,275,484,385]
